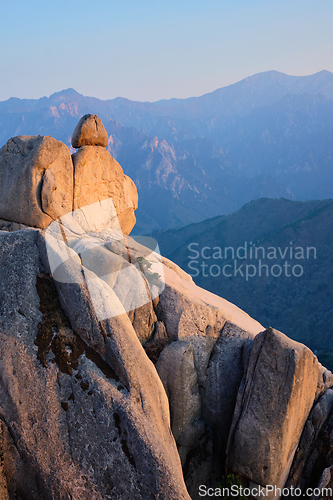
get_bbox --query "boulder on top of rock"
[0,135,73,228]
[72,114,108,148]
[0,116,138,234]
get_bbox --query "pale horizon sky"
[0,0,332,102]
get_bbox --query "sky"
[0,0,332,102]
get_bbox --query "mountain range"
[151,197,333,371]
[1,69,333,232]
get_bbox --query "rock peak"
[0,116,138,234]
[72,114,108,148]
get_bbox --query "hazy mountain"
[0,70,332,232]
[217,93,333,199]
[150,197,333,370]
[2,70,333,144]
[155,69,333,117]
[106,121,295,233]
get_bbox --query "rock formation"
[72,114,109,148]
[226,329,323,495]
[0,135,73,227]
[0,116,332,499]
[0,115,138,234]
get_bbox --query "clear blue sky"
[0,0,332,102]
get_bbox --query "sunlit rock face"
[226,328,320,496]
[72,114,109,148]
[72,146,138,235]
[0,135,73,227]
[0,115,138,235]
[0,118,332,499]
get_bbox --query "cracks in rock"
[10,137,34,157]
[0,416,36,500]
[94,117,99,136]
[35,271,123,384]
[139,391,145,413]
[35,271,80,374]
[60,391,74,414]
[60,402,69,411]
[37,170,46,214]
[143,321,171,364]
[72,153,75,212]
[206,321,228,370]
[183,426,213,489]
[113,412,136,469]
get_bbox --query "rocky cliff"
[0,115,332,500]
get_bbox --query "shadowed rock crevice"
[305,407,333,490]
[36,170,44,214]
[144,320,171,364]
[0,417,39,500]
[35,271,122,383]
[113,412,136,469]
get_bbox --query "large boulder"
[0,218,332,498]
[226,328,321,497]
[72,146,138,235]
[72,114,108,148]
[0,116,138,235]
[156,335,217,500]
[0,135,73,227]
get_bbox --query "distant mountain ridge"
[154,69,333,119]
[2,70,333,139]
[1,70,333,232]
[151,197,333,371]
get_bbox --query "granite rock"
[72,114,108,148]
